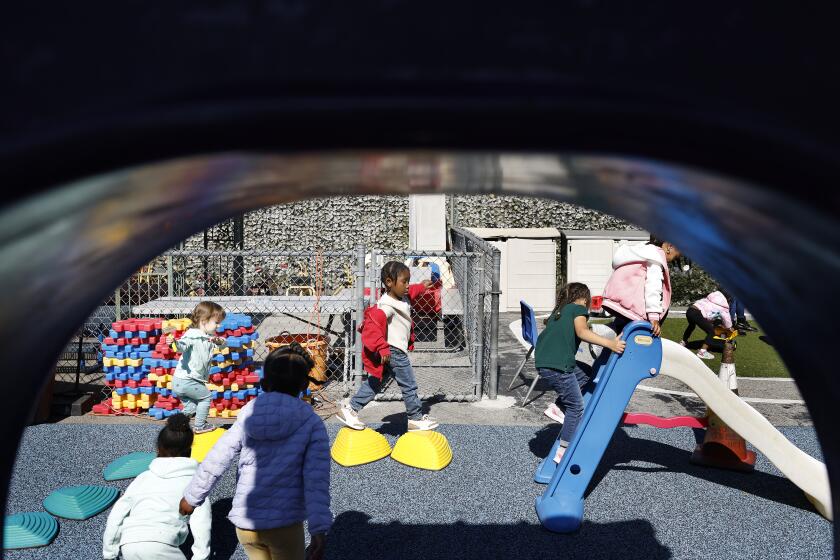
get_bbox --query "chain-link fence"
[56,239,500,404]
[450,227,502,399]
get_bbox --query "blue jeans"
[538,366,593,447]
[730,297,746,322]
[350,347,422,420]
[173,376,212,429]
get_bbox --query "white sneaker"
[696,349,714,360]
[553,445,567,464]
[543,403,566,424]
[336,405,366,430]
[679,340,687,347]
[407,414,439,431]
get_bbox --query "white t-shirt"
[377,293,412,353]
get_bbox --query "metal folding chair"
[507,300,543,406]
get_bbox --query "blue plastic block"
[163,409,177,418]
[124,331,134,338]
[169,360,179,369]
[146,359,159,368]
[214,355,225,363]
[140,387,153,395]
[127,388,140,395]
[160,388,171,397]
[103,452,156,481]
[109,329,119,339]
[246,349,254,357]
[223,390,232,400]
[43,486,119,520]
[136,344,150,352]
[117,373,128,382]
[3,512,59,549]
[139,351,153,359]
[211,391,219,399]
[102,344,119,353]
[138,330,148,339]
[149,408,165,420]
[209,366,221,375]
[105,374,115,382]
[248,388,258,397]
[115,388,126,396]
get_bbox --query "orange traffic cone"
[690,339,756,472]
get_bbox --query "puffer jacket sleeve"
[183,419,245,507]
[302,415,332,535]
[644,261,665,321]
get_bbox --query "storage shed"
[561,230,650,297]
[465,228,561,312]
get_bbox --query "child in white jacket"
[102,414,211,560]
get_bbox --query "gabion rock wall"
[182,195,637,251]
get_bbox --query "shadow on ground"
[528,425,818,515]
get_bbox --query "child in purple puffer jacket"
[179,343,332,560]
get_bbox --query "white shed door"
[506,238,556,311]
[567,239,614,296]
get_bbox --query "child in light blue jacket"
[102,414,211,560]
[179,343,332,560]
[170,301,227,434]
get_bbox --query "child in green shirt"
[535,282,626,463]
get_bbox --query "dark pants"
[683,306,716,347]
[608,310,668,335]
[538,365,594,447]
[730,297,746,323]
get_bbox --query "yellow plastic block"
[190,428,225,463]
[111,391,119,400]
[208,408,217,418]
[390,431,452,471]
[139,401,150,410]
[231,409,239,417]
[124,401,137,410]
[124,394,136,402]
[231,383,239,392]
[221,410,231,418]
[112,398,121,408]
[215,384,225,392]
[148,373,159,382]
[126,359,142,367]
[166,382,173,390]
[331,428,392,467]
[220,347,230,355]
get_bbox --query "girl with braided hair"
[179,343,332,560]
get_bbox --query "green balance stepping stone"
[43,485,119,520]
[3,512,58,549]
[103,452,155,481]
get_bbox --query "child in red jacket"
[336,261,438,432]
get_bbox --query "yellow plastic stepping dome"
[390,431,452,471]
[331,427,392,467]
[191,428,226,463]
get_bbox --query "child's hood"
[378,293,411,315]
[705,291,730,309]
[180,328,210,341]
[242,392,314,441]
[148,456,199,479]
[612,243,667,268]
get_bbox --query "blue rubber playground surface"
[5,422,833,559]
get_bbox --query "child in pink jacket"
[682,290,732,359]
[602,237,682,337]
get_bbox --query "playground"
[5,308,832,558]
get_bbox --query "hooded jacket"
[358,283,428,378]
[182,392,332,535]
[602,243,672,322]
[174,328,226,383]
[692,291,733,329]
[102,457,211,560]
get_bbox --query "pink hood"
[602,243,672,322]
[693,291,733,329]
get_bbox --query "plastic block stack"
[147,318,192,420]
[207,314,263,419]
[94,319,167,415]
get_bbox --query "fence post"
[474,253,486,400]
[354,244,366,391]
[114,287,121,321]
[488,248,501,399]
[166,255,174,298]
